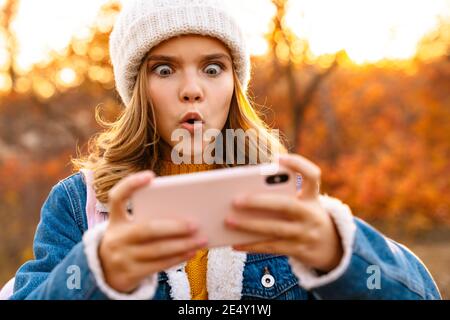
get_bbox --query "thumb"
[107,170,155,223]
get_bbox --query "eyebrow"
[147,53,232,64]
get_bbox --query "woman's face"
[146,35,234,160]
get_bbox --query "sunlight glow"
[0,73,12,92]
[11,0,109,72]
[57,67,77,86]
[286,0,450,64]
[2,0,450,73]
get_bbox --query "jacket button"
[261,267,275,288]
[261,274,275,288]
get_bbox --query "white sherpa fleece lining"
[288,194,357,290]
[82,221,158,300]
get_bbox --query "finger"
[233,193,308,220]
[279,154,321,198]
[125,219,198,243]
[108,171,154,223]
[131,236,208,261]
[225,215,305,240]
[232,239,300,257]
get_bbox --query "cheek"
[208,76,234,128]
[147,79,178,144]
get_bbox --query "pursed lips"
[179,111,204,134]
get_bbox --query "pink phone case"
[131,163,298,248]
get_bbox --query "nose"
[179,73,204,103]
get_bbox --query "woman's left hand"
[225,153,343,273]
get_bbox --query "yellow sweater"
[158,160,217,300]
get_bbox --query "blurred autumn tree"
[253,0,341,151]
[249,0,449,236]
[0,0,449,286]
[0,0,123,283]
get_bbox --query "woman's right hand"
[98,170,207,293]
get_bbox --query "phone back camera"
[266,173,289,185]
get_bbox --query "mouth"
[185,118,198,125]
[180,112,204,134]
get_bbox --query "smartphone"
[130,163,298,248]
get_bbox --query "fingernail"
[187,221,198,232]
[187,250,196,258]
[139,171,153,180]
[196,237,208,246]
[226,217,237,227]
[233,196,246,206]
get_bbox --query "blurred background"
[0,0,449,298]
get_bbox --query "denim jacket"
[8,172,441,300]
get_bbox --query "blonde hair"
[72,54,288,203]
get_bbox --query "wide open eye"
[204,63,223,76]
[153,64,173,77]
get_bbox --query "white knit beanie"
[109,0,251,107]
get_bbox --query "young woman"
[6,0,440,300]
